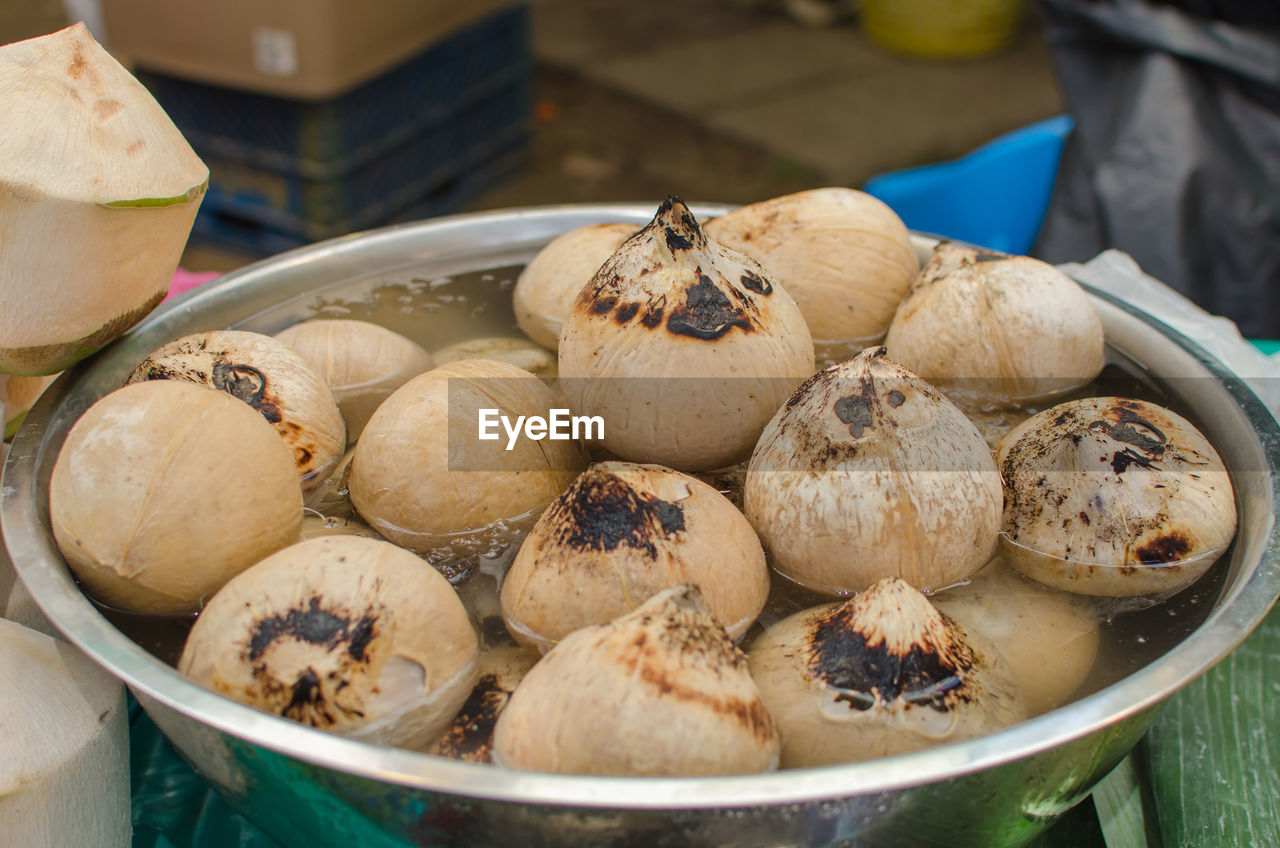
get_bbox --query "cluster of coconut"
[46,190,1237,778]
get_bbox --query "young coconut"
[347,358,585,567]
[748,577,1026,767]
[0,24,208,376]
[558,196,815,471]
[500,461,769,652]
[273,319,434,444]
[425,645,540,763]
[513,222,638,351]
[49,380,303,615]
[432,336,557,380]
[704,188,918,357]
[491,584,780,776]
[931,557,1100,715]
[179,535,479,750]
[997,397,1237,598]
[743,346,1003,595]
[0,619,130,848]
[128,329,346,488]
[884,243,1104,406]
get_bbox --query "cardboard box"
[99,0,515,99]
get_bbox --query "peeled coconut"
[50,380,303,614]
[179,535,479,750]
[513,222,638,351]
[998,397,1237,597]
[500,461,769,652]
[748,577,1026,767]
[129,329,346,488]
[348,358,585,560]
[273,319,433,444]
[744,346,1003,595]
[884,243,1105,405]
[425,646,540,763]
[704,188,918,354]
[931,557,1099,715]
[558,196,815,471]
[432,336,557,380]
[0,619,130,847]
[492,584,780,776]
[0,23,208,376]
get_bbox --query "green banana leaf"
[1142,601,1280,847]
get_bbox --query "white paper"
[1057,249,1280,416]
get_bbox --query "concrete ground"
[496,0,1063,190]
[183,0,1065,270]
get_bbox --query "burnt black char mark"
[807,609,971,713]
[248,597,377,663]
[1134,531,1192,564]
[614,302,641,324]
[430,673,512,762]
[554,470,686,558]
[667,274,754,340]
[285,668,323,717]
[1089,405,1167,474]
[211,360,284,423]
[740,271,772,296]
[1111,447,1157,474]
[653,195,704,254]
[834,395,875,438]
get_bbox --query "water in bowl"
[96,262,1230,732]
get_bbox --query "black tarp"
[1034,0,1280,338]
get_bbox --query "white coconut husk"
[705,187,918,351]
[500,461,769,651]
[748,577,1026,767]
[492,584,780,776]
[0,619,130,847]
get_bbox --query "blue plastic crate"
[195,74,533,236]
[137,4,531,178]
[146,3,533,251]
[862,115,1074,254]
[189,138,532,257]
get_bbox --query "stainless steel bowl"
[5,204,1279,848]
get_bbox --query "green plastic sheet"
[129,695,1105,848]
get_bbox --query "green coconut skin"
[104,184,208,209]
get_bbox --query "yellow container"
[860,0,1026,58]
